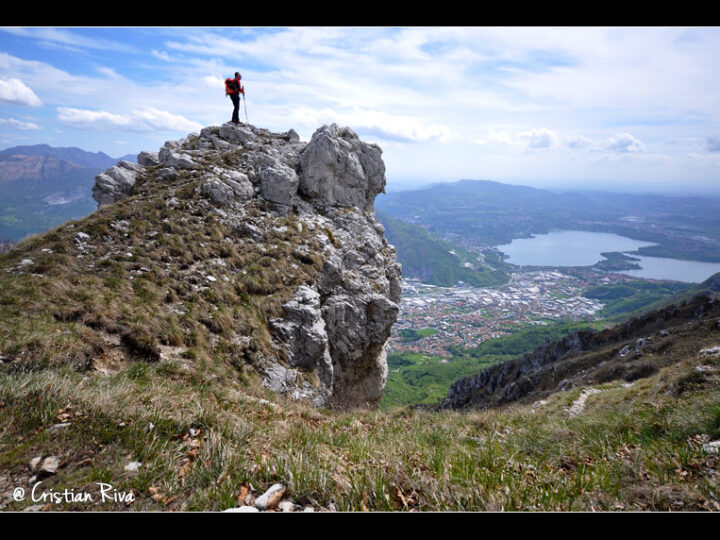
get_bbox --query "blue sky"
[1,26,720,193]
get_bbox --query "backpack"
[225,78,238,95]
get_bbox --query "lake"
[496,230,720,283]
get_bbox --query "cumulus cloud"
[57,107,202,133]
[130,108,203,132]
[602,133,646,153]
[0,78,42,107]
[57,107,132,129]
[519,128,558,150]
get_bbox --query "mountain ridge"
[0,143,136,170]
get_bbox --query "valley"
[381,267,692,409]
[391,270,610,358]
[375,179,720,409]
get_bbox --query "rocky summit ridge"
[4,122,401,409]
[94,122,402,408]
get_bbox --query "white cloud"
[288,106,452,144]
[151,50,171,62]
[473,129,515,146]
[0,27,137,53]
[0,78,42,107]
[0,117,40,130]
[130,108,203,132]
[519,128,559,150]
[97,66,125,80]
[565,136,594,149]
[1,28,718,189]
[203,75,224,88]
[57,107,202,133]
[602,133,646,153]
[57,107,132,129]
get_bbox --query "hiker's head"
[235,72,241,79]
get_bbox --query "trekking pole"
[242,92,249,124]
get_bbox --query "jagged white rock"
[93,161,142,206]
[299,124,386,211]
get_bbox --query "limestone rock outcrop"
[92,122,401,408]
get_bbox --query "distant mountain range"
[0,144,136,171]
[0,144,137,242]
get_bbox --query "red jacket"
[225,76,244,96]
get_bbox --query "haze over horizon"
[2,26,720,194]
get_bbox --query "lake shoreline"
[496,229,720,283]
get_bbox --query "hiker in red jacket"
[225,72,245,124]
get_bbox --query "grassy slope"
[1,338,718,511]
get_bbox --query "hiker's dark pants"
[230,93,240,123]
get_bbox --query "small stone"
[124,461,142,472]
[278,499,298,512]
[253,483,285,510]
[29,457,42,471]
[702,440,720,454]
[695,365,713,372]
[20,259,33,266]
[40,456,59,474]
[47,423,71,432]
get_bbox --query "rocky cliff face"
[91,122,401,408]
